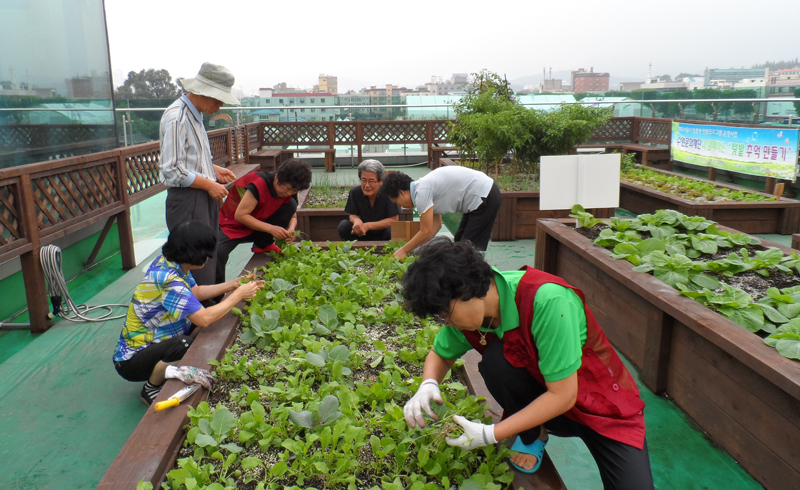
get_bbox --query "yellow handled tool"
[154,384,200,411]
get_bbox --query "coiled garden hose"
[39,244,128,322]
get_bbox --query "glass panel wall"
[0,0,116,169]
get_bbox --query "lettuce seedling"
[288,394,342,429]
[764,319,800,360]
[570,204,602,229]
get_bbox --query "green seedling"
[622,167,775,202]
[288,394,342,428]
[570,204,601,228]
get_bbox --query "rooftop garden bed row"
[619,158,775,203]
[572,205,800,358]
[534,211,800,490]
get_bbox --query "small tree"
[719,89,756,120]
[114,69,181,142]
[114,69,181,100]
[449,70,611,175]
[449,71,530,174]
[693,89,720,119]
[517,103,612,169]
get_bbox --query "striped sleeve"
[159,109,196,187]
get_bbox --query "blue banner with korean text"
[670,122,799,181]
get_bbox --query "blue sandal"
[510,436,548,474]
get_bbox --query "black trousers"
[338,220,392,241]
[165,187,219,286]
[113,334,194,382]
[453,183,501,251]
[478,340,655,490]
[214,199,297,285]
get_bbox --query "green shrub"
[449,70,612,174]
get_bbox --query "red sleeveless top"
[219,172,291,239]
[462,266,646,449]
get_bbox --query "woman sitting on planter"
[401,238,654,490]
[338,159,400,241]
[381,167,500,259]
[113,221,264,406]
[215,159,312,286]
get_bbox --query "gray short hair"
[358,159,386,181]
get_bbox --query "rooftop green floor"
[0,166,775,489]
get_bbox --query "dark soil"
[708,270,800,301]
[573,224,608,241]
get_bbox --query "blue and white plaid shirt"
[113,255,203,362]
[159,95,217,188]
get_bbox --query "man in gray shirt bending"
[381,166,501,258]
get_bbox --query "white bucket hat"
[179,62,240,106]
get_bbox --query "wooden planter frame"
[99,244,566,490]
[491,190,614,241]
[534,218,800,490]
[620,167,800,234]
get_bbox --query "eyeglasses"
[360,179,378,185]
[433,301,456,324]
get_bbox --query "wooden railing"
[586,116,672,146]
[259,120,451,161]
[0,126,241,332]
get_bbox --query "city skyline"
[103,0,798,95]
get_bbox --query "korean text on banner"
[670,122,799,180]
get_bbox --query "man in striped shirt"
[159,62,240,288]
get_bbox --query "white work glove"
[404,379,443,428]
[445,414,497,450]
[165,365,215,390]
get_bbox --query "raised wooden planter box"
[295,187,413,242]
[534,218,800,490]
[491,191,614,241]
[620,168,800,234]
[99,246,565,490]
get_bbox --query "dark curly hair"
[380,171,412,199]
[276,158,312,191]
[401,237,493,318]
[162,221,217,266]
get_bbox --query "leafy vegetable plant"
[575,207,800,361]
[621,166,776,202]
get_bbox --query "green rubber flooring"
[0,244,254,490]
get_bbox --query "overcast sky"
[104,0,799,94]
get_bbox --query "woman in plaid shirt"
[113,221,263,405]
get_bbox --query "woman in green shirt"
[401,238,653,490]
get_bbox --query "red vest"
[463,266,646,449]
[219,172,291,239]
